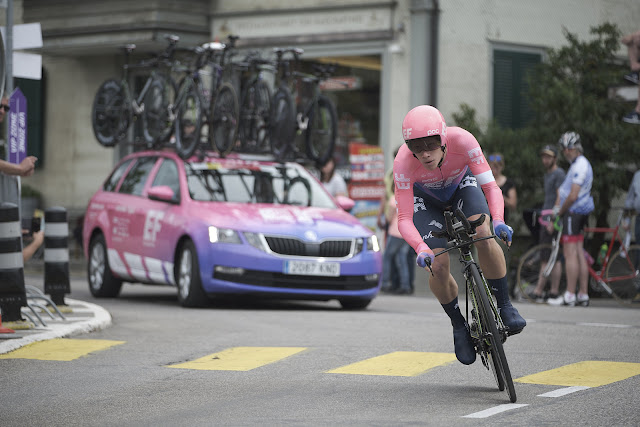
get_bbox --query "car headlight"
[368,235,380,252]
[209,226,242,244]
[244,231,268,252]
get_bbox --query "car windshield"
[185,160,337,208]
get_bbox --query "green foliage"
[452,22,640,234]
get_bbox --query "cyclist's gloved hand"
[493,220,513,245]
[551,205,561,217]
[416,243,435,269]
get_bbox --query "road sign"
[8,87,27,164]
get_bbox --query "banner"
[8,87,27,165]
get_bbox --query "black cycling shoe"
[453,323,476,365]
[499,305,526,335]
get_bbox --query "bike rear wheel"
[305,94,337,166]
[270,85,296,162]
[92,79,131,147]
[604,244,640,302]
[517,243,566,302]
[238,79,271,153]
[210,82,239,156]
[142,74,175,148]
[174,79,203,159]
[470,263,516,402]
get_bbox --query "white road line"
[462,403,528,418]
[576,322,631,328]
[537,386,591,397]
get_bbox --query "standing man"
[622,30,640,124]
[394,105,526,365]
[527,145,566,302]
[548,132,594,307]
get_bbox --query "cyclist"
[394,105,526,365]
[548,132,594,307]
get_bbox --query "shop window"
[493,50,541,129]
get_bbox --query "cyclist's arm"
[393,146,430,254]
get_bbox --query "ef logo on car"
[143,210,164,245]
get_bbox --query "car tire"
[88,233,123,298]
[339,299,372,310]
[176,240,208,308]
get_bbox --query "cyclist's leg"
[532,225,553,296]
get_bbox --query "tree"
[453,23,639,239]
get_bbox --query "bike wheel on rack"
[238,79,271,153]
[605,244,640,302]
[470,263,517,403]
[305,94,337,166]
[92,79,131,147]
[142,74,176,148]
[210,82,239,156]
[517,243,566,303]
[269,85,296,162]
[174,79,203,159]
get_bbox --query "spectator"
[379,179,412,294]
[488,153,517,223]
[548,132,594,307]
[527,145,566,302]
[22,230,44,262]
[623,169,640,302]
[319,157,347,198]
[622,30,640,124]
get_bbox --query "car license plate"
[284,260,340,277]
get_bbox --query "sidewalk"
[0,258,112,355]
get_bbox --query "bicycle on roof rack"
[427,207,517,403]
[269,48,338,165]
[91,34,179,148]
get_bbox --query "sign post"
[7,86,26,164]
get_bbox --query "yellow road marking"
[167,347,307,371]
[516,361,640,387]
[0,338,125,361]
[327,351,457,377]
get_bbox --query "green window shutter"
[493,50,540,129]
[15,74,45,167]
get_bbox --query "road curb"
[0,298,112,355]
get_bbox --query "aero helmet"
[402,105,448,148]
[558,131,581,150]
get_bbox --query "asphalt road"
[0,272,639,426]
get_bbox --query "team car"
[83,150,382,309]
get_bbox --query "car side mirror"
[148,185,178,204]
[335,195,355,212]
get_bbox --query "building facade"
[2,0,639,212]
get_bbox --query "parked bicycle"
[91,34,179,148]
[269,48,338,165]
[428,207,517,403]
[517,209,640,305]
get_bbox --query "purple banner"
[8,87,27,164]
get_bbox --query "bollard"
[0,202,27,322]
[44,207,70,306]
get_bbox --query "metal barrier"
[0,202,27,322]
[44,207,70,306]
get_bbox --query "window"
[493,50,541,129]
[151,159,180,199]
[103,159,133,192]
[118,157,157,196]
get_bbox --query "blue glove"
[416,249,435,269]
[493,220,513,244]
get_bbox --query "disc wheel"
[238,79,271,153]
[142,74,176,148]
[92,79,130,147]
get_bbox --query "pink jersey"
[393,126,504,253]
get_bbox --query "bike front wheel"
[517,243,566,303]
[142,74,176,148]
[470,263,516,402]
[174,79,203,159]
[305,94,337,166]
[238,79,271,153]
[604,244,640,302]
[92,79,131,147]
[270,85,296,162]
[210,82,239,156]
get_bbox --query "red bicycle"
[517,210,640,305]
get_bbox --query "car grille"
[213,269,377,291]
[264,236,353,258]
